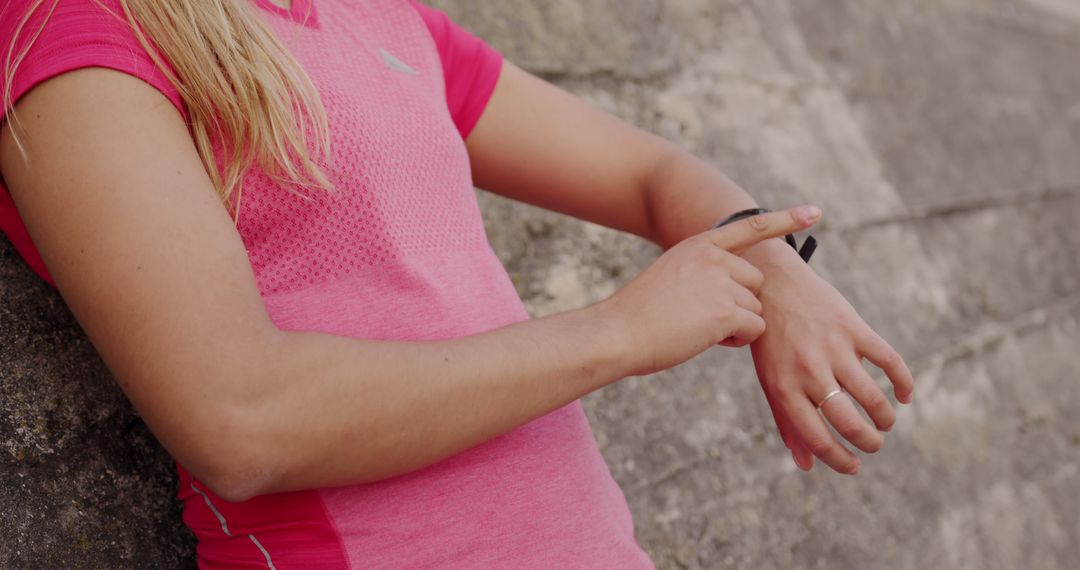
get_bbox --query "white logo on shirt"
[379,48,419,75]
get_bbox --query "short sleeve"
[0,0,184,286]
[0,0,185,124]
[408,1,503,139]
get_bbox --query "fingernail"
[847,461,860,475]
[795,205,821,224]
[792,450,811,471]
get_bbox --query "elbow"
[201,474,268,504]
[181,386,284,502]
[190,434,280,503]
[192,331,287,502]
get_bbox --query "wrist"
[741,237,806,271]
[579,298,640,381]
[713,207,817,267]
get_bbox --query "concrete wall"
[2,0,1078,567]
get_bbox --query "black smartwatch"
[711,207,817,263]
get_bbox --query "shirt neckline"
[252,0,319,28]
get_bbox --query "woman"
[0,0,914,567]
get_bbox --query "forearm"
[644,148,754,247]
[231,303,629,499]
[466,64,805,264]
[644,147,808,268]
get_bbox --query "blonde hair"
[3,0,332,216]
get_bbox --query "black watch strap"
[711,207,817,263]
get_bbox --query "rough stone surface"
[0,247,196,568]
[2,0,1078,568]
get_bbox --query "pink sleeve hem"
[0,32,186,288]
[455,56,502,139]
[10,49,186,123]
[407,0,503,140]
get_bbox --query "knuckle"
[714,246,737,261]
[860,432,884,453]
[792,348,816,371]
[874,407,897,431]
[775,385,803,407]
[748,214,769,232]
[695,235,718,250]
[876,347,905,371]
[836,419,864,441]
[882,351,903,369]
[710,302,735,323]
[715,261,733,278]
[865,391,891,414]
[703,247,729,267]
[683,238,712,258]
[805,436,834,457]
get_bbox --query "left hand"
[459,62,914,472]
[743,241,915,474]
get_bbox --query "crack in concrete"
[906,291,1080,397]
[532,67,680,86]
[824,185,1080,233]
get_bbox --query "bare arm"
[1,68,811,500]
[466,62,758,249]
[466,62,915,475]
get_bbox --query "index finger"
[709,206,821,254]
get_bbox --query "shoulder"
[2,0,183,119]
[404,1,483,54]
[402,1,503,138]
[3,0,135,53]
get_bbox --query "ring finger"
[817,384,884,454]
[785,393,859,474]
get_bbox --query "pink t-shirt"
[0,1,654,568]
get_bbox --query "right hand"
[598,206,821,376]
